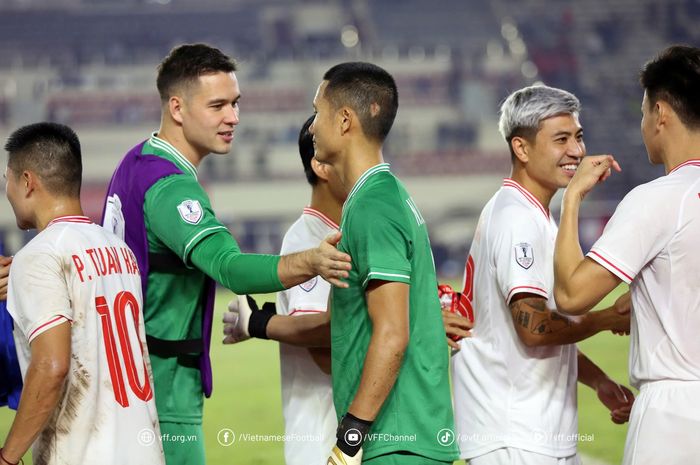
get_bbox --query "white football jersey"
[277,208,337,465]
[588,159,700,387]
[452,180,578,459]
[7,216,164,465]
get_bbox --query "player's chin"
[211,142,233,155]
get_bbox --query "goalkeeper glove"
[327,445,363,465]
[222,295,276,343]
[327,413,372,464]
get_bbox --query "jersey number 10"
[96,292,153,407]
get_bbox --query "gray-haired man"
[451,85,634,465]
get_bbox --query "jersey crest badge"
[177,199,203,225]
[299,276,318,292]
[515,242,534,269]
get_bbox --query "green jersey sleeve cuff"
[362,267,412,288]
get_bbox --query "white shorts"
[623,380,700,465]
[469,448,580,465]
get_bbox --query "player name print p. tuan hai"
[71,246,141,283]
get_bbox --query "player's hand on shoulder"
[313,231,351,288]
[565,154,621,202]
[222,295,252,344]
[0,254,13,301]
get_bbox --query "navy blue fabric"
[0,243,23,410]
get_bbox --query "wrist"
[562,188,583,208]
[0,448,21,465]
[246,296,276,339]
[335,412,373,457]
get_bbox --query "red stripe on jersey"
[47,215,93,227]
[506,285,549,303]
[588,250,633,282]
[28,315,71,341]
[303,207,339,230]
[289,309,325,316]
[502,179,550,219]
[668,159,700,174]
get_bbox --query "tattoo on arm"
[510,297,572,336]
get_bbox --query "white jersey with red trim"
[452,180,578,459]
[7,216,164,465]
[588,160,700,387]
[277,207,337,465]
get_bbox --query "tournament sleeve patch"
[177,199,204,225]
[514,242,534,269]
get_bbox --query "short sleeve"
[7,249,73,344]
[144,174,228,264]
[588,184,675,284]
[278,276,331,317]
[345,197,412,289]
[492,206,550,304]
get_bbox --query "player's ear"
[339,107,353,136]
[23,170,36,196]
[510,136,530,164]
[655,99,670,129]
[168,96,185,124]
[311,158,329,181]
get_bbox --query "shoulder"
[489,190,544,234]
[353,173,407,215]
[145,174,211,215]
[615,177,680,216]
[11,232,60,273]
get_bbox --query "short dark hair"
[5,122,82,197]
[640,44,700,129]
[157,43,237,103]
[322,62,398,142]
[298,115,317,186]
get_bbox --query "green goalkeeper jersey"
[141,134,283,423]
[331,163,458,461]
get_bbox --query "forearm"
[348,329,407,421]
[190,232,284,294]
[553,192,586,309]
[577,350,609,390]
[266,313,331,347]
[511,297,613,346]
[2,362,66,462]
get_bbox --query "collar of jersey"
[47,215,92,227]
[148,132,198,179]
[303,207,339,230]
[502,178,550,219]
[345,163,391,203]
[668,158,700,174]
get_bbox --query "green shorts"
[364,452,453,465]
[159,422,205,465]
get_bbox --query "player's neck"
[662,131,700,173]
[510,171,555,211]
[36,197,85,232]
[156,123,206,168]
[343,142,385,196]
[310,184,342,226]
